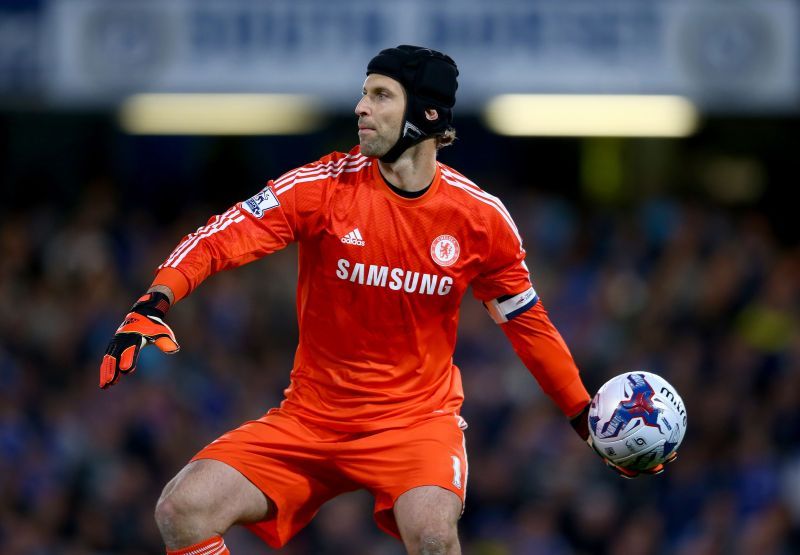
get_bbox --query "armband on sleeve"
[483,286,538,324]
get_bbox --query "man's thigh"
[159,459,270,525]
[339,414,468,539]
[191,410,358,548]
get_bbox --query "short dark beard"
[360,129,399,158]
[357,85,405,156]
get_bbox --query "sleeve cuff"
[554,375,592,418]
[151,267,191,303]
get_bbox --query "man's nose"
[355,97,370,117]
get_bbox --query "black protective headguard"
[366,45,458,163]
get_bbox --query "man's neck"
[377,141,437,193]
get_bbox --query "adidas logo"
[340,228,365,246]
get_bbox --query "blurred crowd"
[1,162,799,554]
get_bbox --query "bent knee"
[154,494,174,529]
[154,461,270,540]
[154,471,218,533]
[419,536,449,555]
[410,527,458,555]
[154,490,196,532]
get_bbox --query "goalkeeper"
[100,45,674,555]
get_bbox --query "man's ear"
[425,109,439,121]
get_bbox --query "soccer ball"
[588,371,687,471]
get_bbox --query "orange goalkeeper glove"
[99,292,180,389]
[569,403,677,479]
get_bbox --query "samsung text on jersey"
[336,259,453,295]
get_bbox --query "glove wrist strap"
[569,402,591,442]
[130,291,171,319]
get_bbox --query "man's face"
[355,74,406,157]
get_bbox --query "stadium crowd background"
[0,109,798,554]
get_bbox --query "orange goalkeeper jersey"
[157,146,581,431]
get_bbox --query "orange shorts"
[191,409,469,548]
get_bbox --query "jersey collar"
[370,160,441,206]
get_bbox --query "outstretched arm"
[98,188,291,389]
[98,152,340,389]
[497,299,589,418]
[499,300,676,478]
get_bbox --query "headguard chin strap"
[366,45,459,163]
